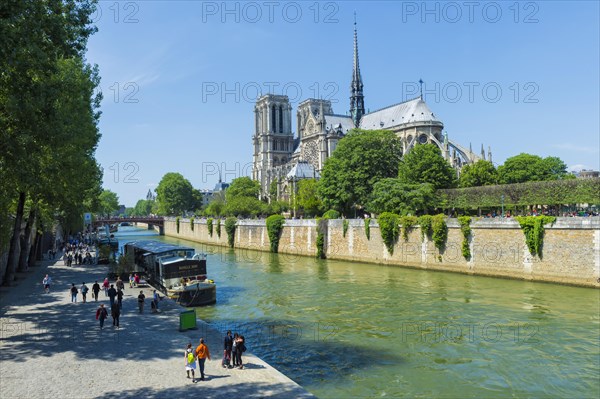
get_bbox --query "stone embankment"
[0,257,314,398]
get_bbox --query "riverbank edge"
[155,217,600,289]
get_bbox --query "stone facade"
[164,217,600,288]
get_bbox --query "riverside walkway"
[0,257,314,399]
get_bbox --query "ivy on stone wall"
[378,212,400,255]
[225,217,237,248]
[364,218,371,240]
[457,216,472,260]
[515,216,556,258]
[399,216,417,241]
[190,217,195,232]
[207,218,213,237]
[431,215,448,253]
[316,217,327,259]
[418,215,432,241]
[216,219,221,238]
[176,217,180,234]
[266,215,285,253]
[342,219,349,238]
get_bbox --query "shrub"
[378,212,400,255]
[216,219,221,238]
[457,216,472,260]
[266,214,285,253]
[342,219,349,238]
[364,218,371,240]
[418,215,432,241]
[225,217,237,248]
[431,214,448,253]
[190,217,195,232]
[176,217,180,234]
[399,215,417,241]
[515,216,556,258]
[207,218,213,237]
[322,209,341,219]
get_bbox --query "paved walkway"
[0,257,315,399]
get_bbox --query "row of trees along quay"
[0,1,105,286]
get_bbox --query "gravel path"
[0,258,314,399]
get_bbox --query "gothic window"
[279,105,283,133]
[271,104,276,132]
[419,134,428,144]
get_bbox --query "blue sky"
[86,1,600,207]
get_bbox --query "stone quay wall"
[163,217,600,288]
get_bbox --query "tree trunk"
[4,192,26,285]
[28,231,40,267]
[18,206,36,272]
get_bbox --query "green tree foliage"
[318,129,403,215]
[378,212,400,255]
[204,192,225,217]
[398,144,457,189]
[225,217,237,248]
[132,199,155,216]
[266,215,285,253]
[364,218,371,240]
[98,190,119,217]
[269,178,278,202]
[207,218,214,237]
[296,179,323,217]
[399,216,418,241]
[322,210,341,219]
[515,216,556,258]
[457,216,472,260]
[155,173,194,216]
[459,160,498,188]
[439,178,600,210]
[497,153,570,184]
[224,177,264,217]
[367,179,436,215]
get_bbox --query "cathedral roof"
[324,114,354,134]
[286,161,320,180]
[359,97,442,130]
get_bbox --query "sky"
[85,0,600,207]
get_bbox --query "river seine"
[116,227,599,398]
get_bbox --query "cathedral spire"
[350,13,365,128]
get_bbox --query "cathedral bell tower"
[252,94,293,198]
[349,15,365,128]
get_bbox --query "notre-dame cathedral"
[252,22,491,201]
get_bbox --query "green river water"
[116,227,600,398]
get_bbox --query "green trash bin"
[179,310,197,331]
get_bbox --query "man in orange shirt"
[195,338,211,381]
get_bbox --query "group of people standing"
[62,242,94,266]
[183,331,247,383]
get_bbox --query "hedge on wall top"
[322,209,341,219]
[266,214,285,253]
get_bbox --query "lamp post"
[501,194,505,218]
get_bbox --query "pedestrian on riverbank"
[108,284,117,307]
[195,338,211,381]
[152,290,161,312]
[235,335,246,369]
[111,305,120,328]
[117,288,124,309]
[232,333,239,367]
[96,304,108,329]
[92,281,100,302]
[102,278,110,297]
[81,282,89,303]
[70,283,78,303]
[129,274,134,288]
[222,330,233,368]
[185,343,197,381]
[137,290,145,313]
[134,273,140,287]
[116,277,125,291]
[42,274,51,293]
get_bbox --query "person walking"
[117,288,124,309]
[42,274,51,293]
[184,343,197,381]
[70,283,78,303]
[195,338,211,381]
[129,274,134,288]
[137,290,145,313]
[152,290,161,312]
[107,284,117,308]
[81,282,89,303]
[116,277,125,291]
[111,305,121,329]
[92,281,101,302]
[102,278,110,297]
[235,335,246,369]
[96,304,108,330]
[222,330,233,368]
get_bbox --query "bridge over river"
[94,217,165,234]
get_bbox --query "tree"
[98,190,119,217]
[269,178,278,202]
[318,129,403,215]
[397,144,457,189]
[155,173,194,216]
[497,153,570,184]
[367,179,436,215]
[226,177,260,200]
[224,177,264,217]
[296,179,323,217]
[131,199,154,216]
[459,160,498,188]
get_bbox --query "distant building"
[196,179,230,207]
[577,169,600,179]
[146,189,156,201]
